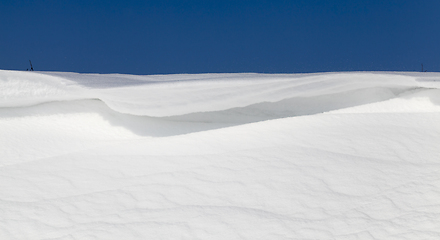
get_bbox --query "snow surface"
[1,70,440,239]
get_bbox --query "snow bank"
[0,70,85,107]
[1,70,440,239]
[3,70,440,116]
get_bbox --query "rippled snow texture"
[1,70,440,239]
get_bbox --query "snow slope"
[1,70,440,239]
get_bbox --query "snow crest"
[3,70,440,117]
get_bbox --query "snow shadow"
[105,87,408,136]
[161,87,409,123]
[0,87,428,138]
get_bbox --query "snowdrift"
[1,70,440,239]
[2,70,439,117]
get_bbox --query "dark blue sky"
[1,0,439,74]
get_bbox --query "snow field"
[1,70,440,239]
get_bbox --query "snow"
[1,70,440,239]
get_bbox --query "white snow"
[1,70,440,239]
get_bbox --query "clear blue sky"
[1,0,439,74]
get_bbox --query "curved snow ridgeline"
[1,70,440,240]
[2,70,440,117]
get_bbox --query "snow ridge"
[3,70,440,117]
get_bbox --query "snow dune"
[1,70,440,239]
